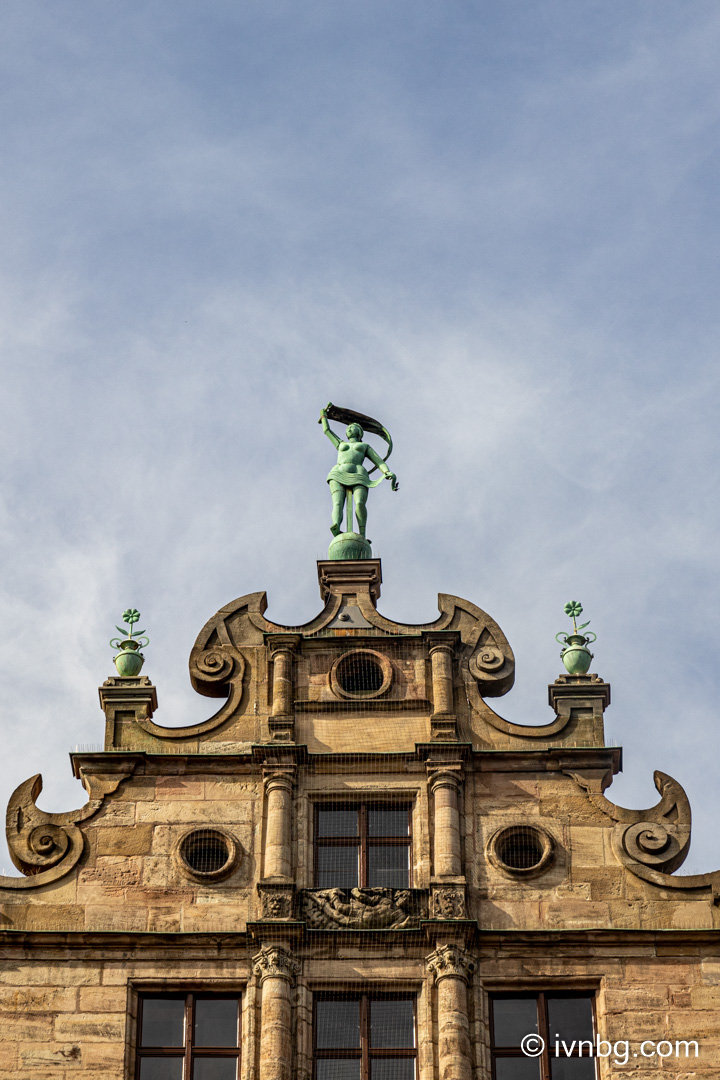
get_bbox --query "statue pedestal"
[328,532,372,561]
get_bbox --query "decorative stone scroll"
[426,943,475,984]
[565,767,720,901]
[252,945,301,984]
[301,887,425,929]
[568,769,691,875]
[3,767,133,888]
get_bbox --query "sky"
[1,0,720,874]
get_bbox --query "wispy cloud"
[0,1,719,871]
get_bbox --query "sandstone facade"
[0,559,718,1077]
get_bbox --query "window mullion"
[360,804,368,888]
[360,994,369,1080]
[537,993,551,1080]
[185,993,193,1080]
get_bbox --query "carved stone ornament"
[431,886,466,920]
[252,946,301,984]
[301,887,425,929]
[258,885,295,921]
[426,944,475,984]
[564,767,720,902]
[3,769,132,888]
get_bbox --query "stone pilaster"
[426,944,475,1080]
[262,766,296,881]
[253,946,301,1080]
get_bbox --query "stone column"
[427,762,463,879]
[268,635,300,741]
[429,641,455,716]
[253,946,300,1080]
[426,944,475,1080]
[263,766,296,881]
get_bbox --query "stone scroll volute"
[568,769,699,885]
[3,769,131,888]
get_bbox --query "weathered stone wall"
[1,750,717,932]
[1,767,262,934]
[0,937,718,1078]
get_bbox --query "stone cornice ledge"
[0,927,718,954]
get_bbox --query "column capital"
[427,641,456,658]
[252,945,301,984]
[426,944,475,985]
[426,760,464,792]
[266,633,302,657]
[263,765,297,794]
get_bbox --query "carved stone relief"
[258,885,295,921]
[430,885,466,920]
[301,887,425,929]
[426,944,475,984]
[252,945,301,984]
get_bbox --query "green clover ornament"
[562,601,591,636]
[111,608,148,646]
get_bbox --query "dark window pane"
[194,999,239,1047]
[367,845,409,888]
[494,1060,542,1080]
[547,998,594,1044]
[141,999,185,1047]
[492,998,538,1047]
[551,1060,596,1080]
[316,1000,361,1048]
[193,1059,238,1080]
[371,1060,415,1080]
[368,808,409,837]
[370,1000,415,1048]
[139,1059,184,1080]
[316,1061,362,1080]
[317,847,359,888]
[317,809,358,837]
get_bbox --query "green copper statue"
[319,402,398,560]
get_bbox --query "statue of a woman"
[320,403,398,540]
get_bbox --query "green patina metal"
[110,607,150,677]
[319,402,398,560]
[556,600,596,675]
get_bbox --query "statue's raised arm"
[319,403,398,561]
[319,402,341,449]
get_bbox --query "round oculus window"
[177,829,237,881]
[489,825,554,876]
[331,649,392,699]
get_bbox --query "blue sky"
[1,1,720,873]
